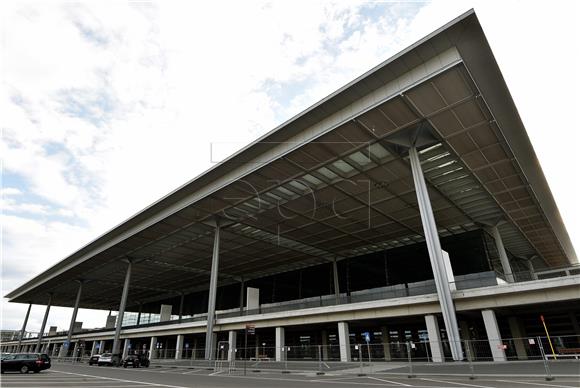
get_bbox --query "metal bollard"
[465,340,475,380]
[316,345,324,375]
[358,345,365,376]
[406,341,415,378]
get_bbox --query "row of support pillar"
[2,305,524,364]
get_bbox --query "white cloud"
[1,188,22,196]
[1,0,578,333]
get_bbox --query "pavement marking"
[366,376,411,386]
[497,380,578,388]
[212,373,464,387]
[309,376,363,381]
[56,370,190,388]
[420,377,497,388]
[181,369,204,374]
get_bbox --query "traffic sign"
[246,324,255,335]
[362,332,371,343]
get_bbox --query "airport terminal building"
[3,11,579,364]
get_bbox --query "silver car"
[97,353,113,366]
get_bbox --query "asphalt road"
[0,362,578,388]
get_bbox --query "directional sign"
[362,332,371,343]
[246,324,256,335]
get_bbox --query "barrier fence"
[140,334,579,362]
[64,335,580,380]
[46,334,578,380]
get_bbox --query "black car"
[88,354,100,366]
[123,353,149,368]
[1,353,51,374]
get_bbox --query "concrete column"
[459,321,475,360]
[205,218,220,360]
[275,327,285,362]
[175,334,184,360]
[99,340,106,354]
[337,321,351,362]
[149,336,157,360]
[112,259,133,360]
[17,303,32,352]
[482,309,506,361]
[246,287,260,311]
[36,294,52,352]
[122,339,130,360]
[61,281,83,358]
[492,226,515,282]
[211,333,218,360]
[90,341,98,356]
[425,315,444,362]
[192,337,198,360]
[72,342,79,360]
[228,330,237,361]
[333,258,340,303]
[380,326,392,361]
[321,330,329,360]
[409,146,462,361]
[508,316,528,360]
[159,305,172,322]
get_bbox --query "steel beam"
[409,146,463,361]
[112,259,132,363]
[332,258,340,303]
[60,281,83,358]
[492,225,515,282]
[17,303,32,352]
[35,294,52,352]
[205,218,221,360]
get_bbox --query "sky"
[1,0,579,333]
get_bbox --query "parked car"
[97,353,113,366]
[123,354,140,368]
[88,354,100,366]
[1,353,51,374]
[123,353,150,368]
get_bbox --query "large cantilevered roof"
[6,10,576,311]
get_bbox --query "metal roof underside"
[6,10,575,311]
